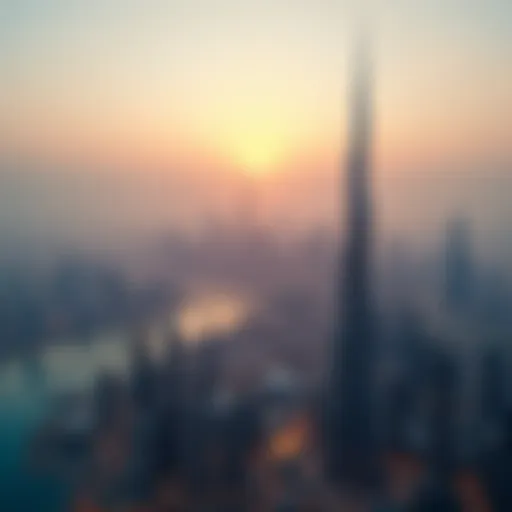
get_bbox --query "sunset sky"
[0,0,511,178]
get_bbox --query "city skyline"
[0,3,512,511]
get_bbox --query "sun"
[214,111,288,177]
[237,138,281,176]
[234,127,291,177]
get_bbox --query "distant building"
[129,332,157,411]
[154,327,189,479]
[480,347,507,452]
[93,371,125,430]
[407,348,463,512]
[480,410,512,511]
[444,219,473,313]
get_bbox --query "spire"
[346,32,373,238]
[324,32,379,488]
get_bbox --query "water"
[0,365,69,511]
[0,290,249,511]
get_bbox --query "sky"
[0,0,510,177]
[0,1,511,258]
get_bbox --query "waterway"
[0,289,249,511]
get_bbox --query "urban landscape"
[0,2,511,511]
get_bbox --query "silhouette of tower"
[444,218,473,312]
[324,35,378,487]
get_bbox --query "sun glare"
[211,105,291,177]
[230,128,285,177]
[239,144,280,176]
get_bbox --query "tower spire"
[325,33,378,488]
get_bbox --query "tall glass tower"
[325,35,379,488]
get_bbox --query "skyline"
[1,4,512,511]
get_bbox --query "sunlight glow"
[233,132,284,176]
[176,292,250,343]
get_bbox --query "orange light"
[267,415,310,461]
[455,471,492,512]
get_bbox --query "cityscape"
[1,2,512,511]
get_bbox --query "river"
[0,289,250,511]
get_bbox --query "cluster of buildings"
[322,36,512,511]
[33,39,512,512]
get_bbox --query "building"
[444,218,473,313]
[324,35,379,488]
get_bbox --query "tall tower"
[325,35,378,488]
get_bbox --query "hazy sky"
[0,0,510,177]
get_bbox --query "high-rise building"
[480,347,507,451]
[324,35,379,487]
[444,218,473,312]
[130,333,156,411]
[408,349,462,512]
[154,326,189,479]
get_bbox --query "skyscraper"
[444,218,473,313]
[408,348,462,512]
[481,347,507,450]
[324,36,378,487]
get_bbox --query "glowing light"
[233,132,284,176]
[176,292,250,343]
[267,415,310,461]
[209,101,293,177]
